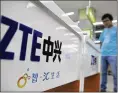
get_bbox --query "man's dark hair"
[101,13,113,21]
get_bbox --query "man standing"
[99,13,117,92]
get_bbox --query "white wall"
[1,1,81,91]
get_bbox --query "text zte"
[0,16,43,62]
[0,16,62,62]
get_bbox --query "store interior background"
[54,1,117,48]
[54,1,117,91]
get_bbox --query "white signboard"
[1,1,81,91]
[83,40,100,77]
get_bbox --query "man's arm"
[99,30,104,49]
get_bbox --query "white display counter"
[0,1,101,92]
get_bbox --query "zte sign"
[0,16,62,62]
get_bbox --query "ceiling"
[54,1,117,41]
[54,1,117,22]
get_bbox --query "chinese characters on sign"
[53,40,62,62]
[32,73,38,83]
[42,36,62,62]
[17,68,60,88]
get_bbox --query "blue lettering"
[30,30,42,62]
[0,16,18,60]
[0,16,44,62]
[19,24,32,61]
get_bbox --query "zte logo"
[91,55,97,65]
[0,16,62,62]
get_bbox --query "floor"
[100,74,117,92]
[107,75,114,92]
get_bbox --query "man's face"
[102,17,112,28]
